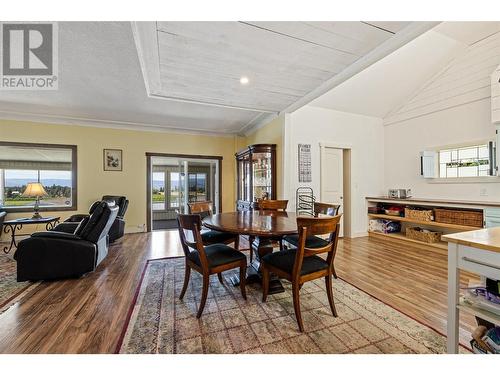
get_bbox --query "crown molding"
[0,110,237,138]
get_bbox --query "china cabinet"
[235,144,276,211]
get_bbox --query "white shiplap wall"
[491,64,500,123]
[385,31,500,125]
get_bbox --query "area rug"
[118,257,469,354]
[0,254,38,314]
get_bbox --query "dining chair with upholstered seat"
[248,199,289,261]
[283,202,341,278]
[177,214,247,318]
[188,201,239,250]
[257,199,289,211]
[261,214,342,332]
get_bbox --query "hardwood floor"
[0,231,477,353]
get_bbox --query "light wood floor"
[0,231,476,353]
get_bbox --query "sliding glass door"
[150,156,219,230]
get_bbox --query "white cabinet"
[485,208,500,228]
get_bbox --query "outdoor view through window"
[0,143,76,210]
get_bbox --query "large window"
[168,172,180,209]
[152,172,165,210]
[188,173,207,202]
[0,142,77,212]
[439,144,492,178]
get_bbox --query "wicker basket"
[434,208,483,227]
[405,207,433,222]
[406,227,442,243]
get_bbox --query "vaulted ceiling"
[0,21,433,135]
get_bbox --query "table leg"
[3,223,22,254]
[229,235,285,294]
[447,242,460,354]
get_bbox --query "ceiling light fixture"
[240,76,249,85]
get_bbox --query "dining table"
[203,209,298,294]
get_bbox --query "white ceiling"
[0,21,428,136]
[308,21,500,119]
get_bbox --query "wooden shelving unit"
[366,197,487,250]
[367,213,481,231]
[368,231,448,250]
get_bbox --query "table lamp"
[22,182,48,219]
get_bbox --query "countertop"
[366,196,500,208]
[442,227,500,253]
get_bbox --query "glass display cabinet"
[235,144,276,211]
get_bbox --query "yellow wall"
[0,120,238,234]
[241,115,285,198]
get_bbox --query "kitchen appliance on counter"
[388,189,412,199]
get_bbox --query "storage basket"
[434,208,483,227]
[405,207,433,222]
[406,227,442,243]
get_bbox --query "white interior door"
[320,147,344,236]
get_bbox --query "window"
[152,172,165,211]
[188,173,207,202]
[0,142,77,211]
[168,172,180,209]
[438,144,492,178]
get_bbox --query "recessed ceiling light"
[240,76,249,85]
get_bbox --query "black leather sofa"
[53,195,128,242]
[14,201,118,281]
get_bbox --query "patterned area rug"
[118,257,466,354]
[0,254,38,314]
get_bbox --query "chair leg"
[234,235,240,251]
[325,275,338,317]
[292,282,304,332]
[249,236,254,263]
[279,239,284,252]
[196,273,210,318]
[217,272,224,285]
[179,263,191,300]
[239,261,247,300]
[262,266,269,302]
[332,267,338,279]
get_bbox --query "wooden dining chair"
[248,199,289,261]
[177,214,247,318]
[261,215,342,332]
[258,199,288,211]
[188,201,239,250]
[283,202,341,278]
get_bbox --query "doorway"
[320,144,352,237]
[146,153,222,232]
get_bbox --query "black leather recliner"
[14,201,118,281]
[102,195,128,242]
[53,195,128,242]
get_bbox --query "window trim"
[0,141,78,213]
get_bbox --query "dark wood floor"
[0,232,477,353]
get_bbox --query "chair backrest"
[293,215,342,278]
[258,199,288,211]
[102,195,129,218]
[313,202,340,217]
[177,214,209,269]
[188,201,213,219]
[79,201,119,243]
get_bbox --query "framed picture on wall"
[103,149,123,171]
